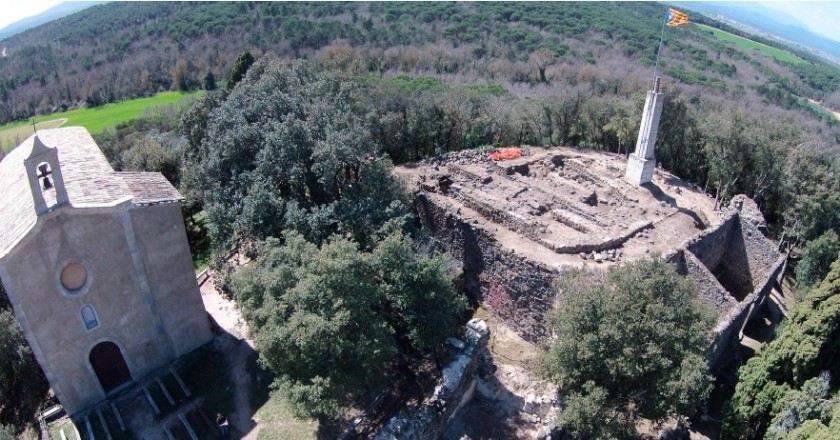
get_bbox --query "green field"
[697,23,807,65]
[1,91,203,151]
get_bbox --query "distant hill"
[0,1,838,127]
[0,2,105,41]
[675,1,840,64]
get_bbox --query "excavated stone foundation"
[398,147,784,369]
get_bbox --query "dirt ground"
[443,308,558,440]
[199,271,261,440]
[807,98,840,121]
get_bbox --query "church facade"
[0,127,212,415]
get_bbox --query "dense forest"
[3,1,840,438]
[1,2,839,124]
[1,1,839,241]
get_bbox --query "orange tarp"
[488,147,522,161]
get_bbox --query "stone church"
[0,127,212,416]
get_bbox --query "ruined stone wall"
[666,250,736,314]
[684,213,738,273]
[416,185,784,369]
[415,193,556,341]
[739,216,783,282]
[452,188,545,243]
[665,209,786,369]
[374,319,490,440]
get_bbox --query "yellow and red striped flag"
[666,8,689,27]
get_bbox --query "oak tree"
[230,231,466,418]
[538,260,715,440]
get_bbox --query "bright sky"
[759,1,840,43]
[0,0,63,30]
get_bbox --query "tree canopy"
[230,230,467,418]
[795,230,840,291]
[538,260,716,440]
[0,308,48,429]
[182,59,412,252]
[0,281,48,430]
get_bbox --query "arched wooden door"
[89,341,132,393]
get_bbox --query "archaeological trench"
[374,147,786,439]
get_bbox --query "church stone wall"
[0,204,211,415]
[129,203,211,357]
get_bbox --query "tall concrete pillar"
[626,77,665,185]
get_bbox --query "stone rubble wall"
[415,192,557,341]
[663,205,785,369]
[681,212,739,272]
[738,216,783,282]
[451,186,546,244]
[374,319,490,440]
[547,220,652,255]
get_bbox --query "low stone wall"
[548,220,652,254]
[452,187,546,243]
[374,319,490,440]
[415,193,557,341]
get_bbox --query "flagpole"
[653,10,668,89]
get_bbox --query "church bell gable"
[24,135,69,215]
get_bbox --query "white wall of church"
[0,203,211,415]
[128,203,211,357]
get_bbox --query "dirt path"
[200,272,261,440]
[807,98,840,121]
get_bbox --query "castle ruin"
[397,146,785,369]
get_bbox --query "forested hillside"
[3,2,839,242]
[3,2,840,436]
[2,1,839,126]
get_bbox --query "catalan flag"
[666,8,689,27]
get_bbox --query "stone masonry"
[398,147,783,369]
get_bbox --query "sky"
[0,0,62,30]
[1,1,839,43]
[758,1,840,42]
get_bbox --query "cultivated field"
[1,91,203,151]
[697,23,807,65]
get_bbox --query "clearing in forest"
[697,23,807,65]
[0,91,203,152]
[0,118,67,151]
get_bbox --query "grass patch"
[47,418,78,440]
[1,91,203,151]
[697,24,806,65]
[802,98,840,122]
[246,352,320,440]
[0,119,67,153]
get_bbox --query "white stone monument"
[626,77,665,185]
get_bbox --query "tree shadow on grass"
[241,339,346,440]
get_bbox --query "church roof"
[0,127,183,260]
[118,172,184,205]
